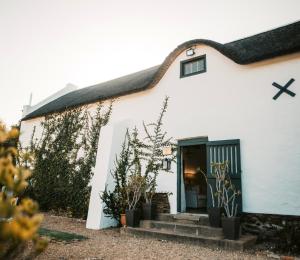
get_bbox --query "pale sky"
[0,0,299,126]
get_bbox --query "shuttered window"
[180,55,206,78]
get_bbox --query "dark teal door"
[206,139,242,214]
[177,137,208,212]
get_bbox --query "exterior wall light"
[186,48,195,56]
[162,158,171,171]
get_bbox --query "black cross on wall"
[272,78,296,100]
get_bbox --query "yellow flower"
[34,237,49,253]
[20,198,39,215]
[8,128,19,139]
[0,122,47,256]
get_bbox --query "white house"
[20,21,300,230]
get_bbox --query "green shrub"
[23,102,113,219]
[101,130,131,224]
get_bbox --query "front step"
[140,220,222,237]
[174,213,210,226]
[121,226,257,251]
[156,213,210,226]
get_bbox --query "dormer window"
[180,55,206,78]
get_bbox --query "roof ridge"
[85,65,161,90]
[225,20,300,45]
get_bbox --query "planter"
[142,203,157,220]
[208,207,222,227]
[125,209,140,227]
[120,213,126,226]
[222,217,240,240]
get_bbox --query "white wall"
[20,45,300,229]
[86,45,300,229]
[20,118,44,146]
[86,119,134,229]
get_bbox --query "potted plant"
[208,205,223,228]
[102,97,175,226]
[124,97,175,221]
[141,175,157,220]
[125,173,144,227]
[120,212,126,226]
[221,173,241,240]
[199,162,227,227]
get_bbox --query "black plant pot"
[222,217,240,240]
[142,203,157,220]
[125,209,140,227]
[208,207,222,227]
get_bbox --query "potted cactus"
[221,174,242,240]
[199,162,227,227]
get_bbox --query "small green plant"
[100,131,131,223]
[125,173,144,211]
[125,128,144,211]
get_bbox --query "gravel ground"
[37,213,271,260]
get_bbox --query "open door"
[181,145,207,213]
[177,137,208,213]
[206,139,242,214]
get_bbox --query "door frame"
[177,136,208,213]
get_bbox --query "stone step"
[140,220,222,237]
[121,226,257,251]
[155,213,175,222]
[174,213,210,226]
[156,213,210,226]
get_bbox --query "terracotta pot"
[208,207,222,227]
[142,203,157,220]
[125,209,140,227]
[222,217,240,240]
[120,213,126,226]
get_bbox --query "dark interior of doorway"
[182,144,207,213]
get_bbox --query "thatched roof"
[23,21,300,120]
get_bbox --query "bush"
[101,131,131,224]
[23,101,113,219]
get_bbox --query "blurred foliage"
[0,121,48,260]
[22,101,113,219]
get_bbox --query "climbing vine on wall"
[101,96,176,223]
[23,101,113,219]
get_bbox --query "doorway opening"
[177,138,242,214]
[182,144,207,213]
